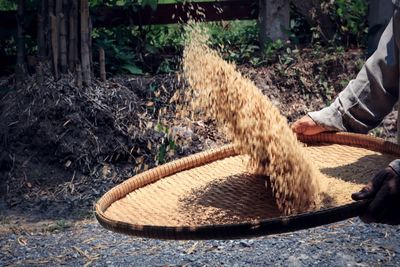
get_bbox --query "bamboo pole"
[60,11,68,74]
[99,47,106,82]
[35,0,45,83]
[68,0,78,71]
[37,0,46,61]
[55,0,62,30]
[76,63,82,88]
[46,0,54,58]
[16,0,27,84]
[89,17,93,73]
[50,13,59,79]
[48,0,54,18]
[80,0,91,85]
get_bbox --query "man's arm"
[308,12,400,133]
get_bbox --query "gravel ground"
[1,218,400,266]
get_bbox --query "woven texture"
[96,133,400,239]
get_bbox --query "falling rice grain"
[182,28,321,214]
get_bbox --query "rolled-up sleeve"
[309,13,400,133]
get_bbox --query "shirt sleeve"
[308,14,400,134]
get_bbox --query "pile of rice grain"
[182,30,321,215]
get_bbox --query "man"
[292,0,400,225]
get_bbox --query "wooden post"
[258,0,290,47]
[99,47,106,82]
[80,0,91,85]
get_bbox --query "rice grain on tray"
[182,30,321,214]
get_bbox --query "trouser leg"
[393,9,400,143]
[368,0,394,55]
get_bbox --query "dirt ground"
[1,48,399,265]
[2,218,400,266]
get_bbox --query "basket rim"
[95,132,400,240]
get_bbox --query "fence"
[0,0,259,38]
[1,0,388,59]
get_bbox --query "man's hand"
[291,115,328,135]
[352,167,400,225]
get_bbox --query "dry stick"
[99,47,106,82]
[80,0,91,86]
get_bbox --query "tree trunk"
[258,0,290,46]
[291,0,336,43]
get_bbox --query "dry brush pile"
[0,71,177,181]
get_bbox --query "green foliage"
[0,0,16,10]
[90,0,158,9]
[93,23,183,75]
[46,220,72,232]
[207,20,260,64]
[93,20,261,74]
[0,0,370,76]
[332,0,368,46]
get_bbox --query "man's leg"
[368,0,394,55]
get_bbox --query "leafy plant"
[0,0,16,10]
[332,0,368,46]
[1,0,370,76]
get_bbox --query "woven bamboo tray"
[95,132,400,240]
